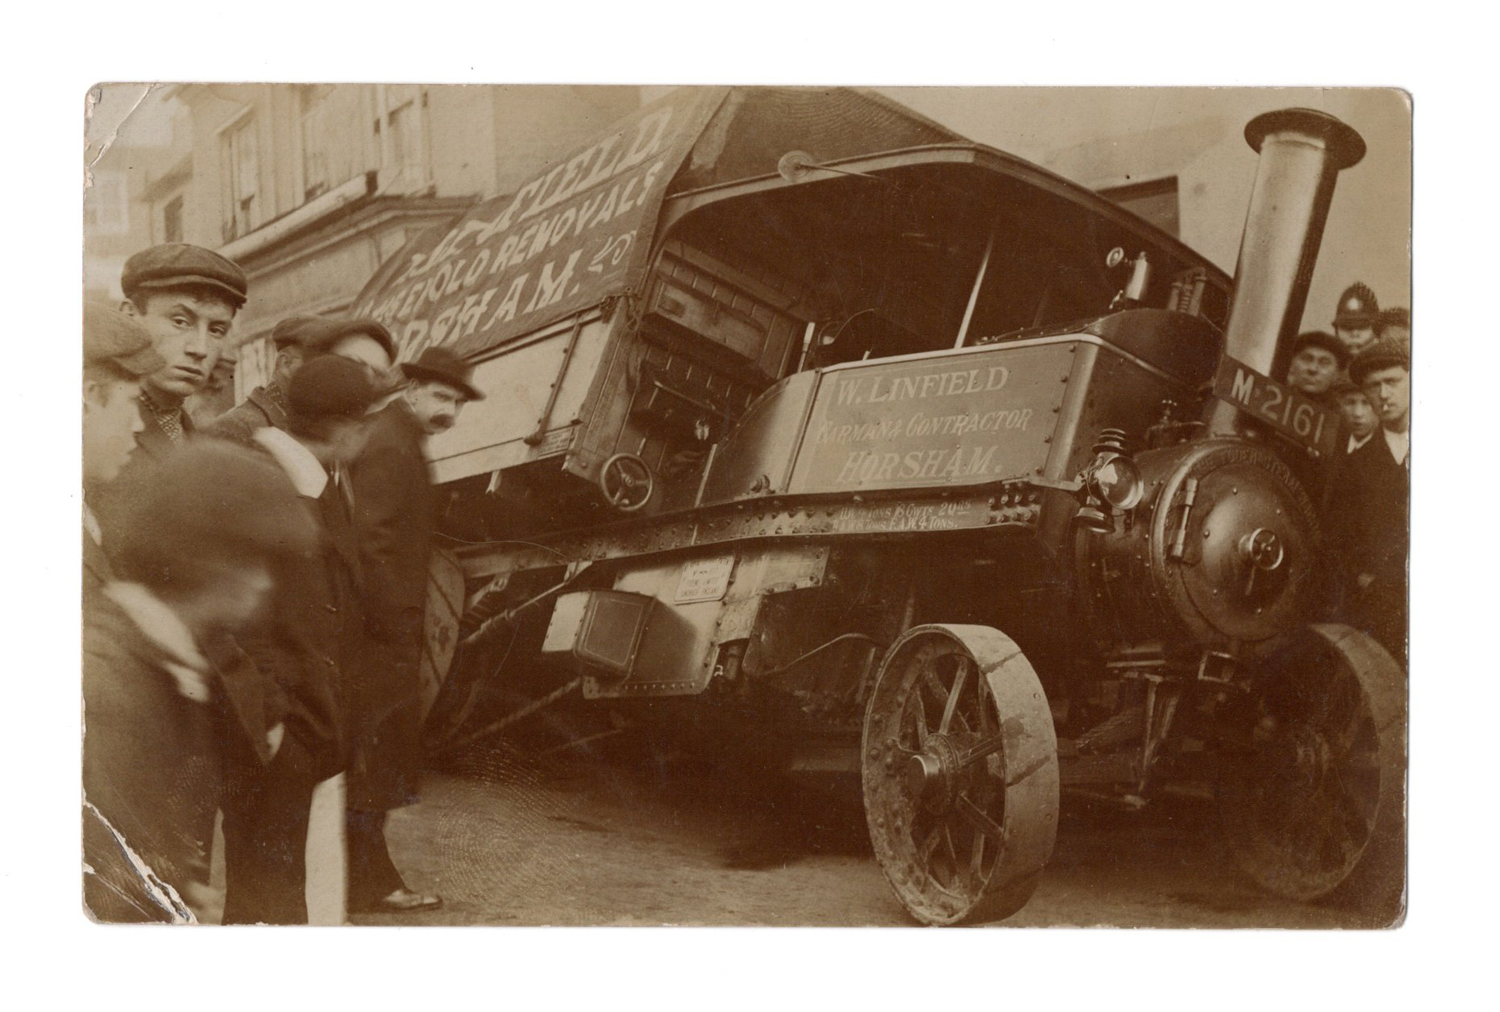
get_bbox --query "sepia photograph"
[80,81,1412,931]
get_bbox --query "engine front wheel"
[861,624,1059,925]
[1216,624,1406,913]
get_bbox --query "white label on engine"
[674,555,736,604]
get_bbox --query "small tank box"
[542,590,655,675]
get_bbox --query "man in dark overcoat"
[84,442,315,923]
[346,346,482,913]
[217,356,382,924]
[1338,338,1410,667]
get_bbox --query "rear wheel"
[862,624,1059,925]
[1216,624,1406,911]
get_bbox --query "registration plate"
[674,555,736,604]
[1212,355,1342,458]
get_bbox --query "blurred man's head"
[271,316,397,393]
[111,440,316,636]
[1350,339,1411,433]
[1332,281,1379,358]
[398,347,484,435]
[1285,331,1348,398]
[83,301,164,485]
[119,245,247,406]
[325,319,395,386]
[286,354,382,465]
[1331,378,1378,443]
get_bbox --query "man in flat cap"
[1331,281,1380,361]
[1378,306,1411,353]
[345,346,483,915]
[218,356,382,925]
[324,317,397,386]
[1283,330,1349,404]
[84,441,316,922]
[83,301,163,600]
[205,316,396,445]
[118,243,249,456]
[1337,338,1411,667]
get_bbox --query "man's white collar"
[253,427,328,499]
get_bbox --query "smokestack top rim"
[1244,107,1366,170]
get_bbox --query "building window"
[298,84,367,203]
[161,194,184,243]
[221,116,261,243]
[85,172,129,236]
[1099,177,1180,239]
[379,85,430,193]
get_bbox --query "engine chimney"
[1208,108,1365,435]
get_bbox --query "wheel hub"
[905,734,965,813]
[1264,724,1331,793]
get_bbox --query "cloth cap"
[1329,377,1366,398]
[83,299,164,378]
[1333,281,1379,328]
[1349,336,1409,385]
[399,346,484,401]
[1289,330,1350,368]
[111,439,319,591]
[121,244,249,308]
[287,354,380,421]
[271,315,339,351]
[323,317,397,361]
[1377,306,1410,334]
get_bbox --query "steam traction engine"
[366,92,1405,924]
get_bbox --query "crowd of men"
[1283,281,1411,666]
[82,243,482,924]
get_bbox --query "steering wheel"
[599,453,654,512]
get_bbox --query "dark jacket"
[94,395,195,552]
[233,468,364,774]
[1341,433,1409,588]
[347,400,435,810]
[83,526,112,604]
[133,393,194,462]
[82,592,219,922]
[200,385,289,446]
[1330,431,1409,663]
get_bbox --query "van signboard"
[354,89,723,362]
[788,344,1072,494]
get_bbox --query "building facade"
[86,86,1409,418]
[87,84,644,414]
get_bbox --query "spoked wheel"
[1216,624,1406,907]
[862,624,1059,925]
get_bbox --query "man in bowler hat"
[345,346,483,913]
[217,356,382,924]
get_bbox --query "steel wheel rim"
[1218,626,1404,901]
[863,625,1058,925]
